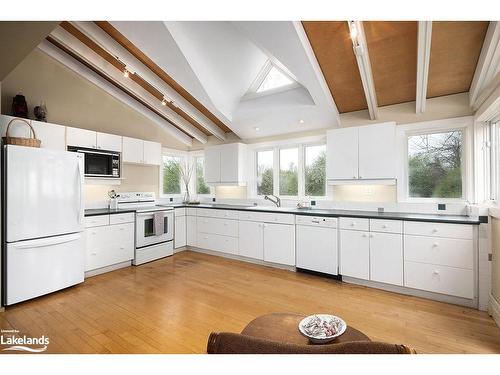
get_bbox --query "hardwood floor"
[1,250,499,354]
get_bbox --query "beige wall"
[84,164,159,205]
[1,49,188,150]
[492,217,500,305]
[330,185,397,203]
[215,186,248,199]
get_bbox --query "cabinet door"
[66,127,96,149]
[108,223,135,264]
[263,223,295,266]
[219,144,238,183]
[239,221,264,260]
[186,215,197,247]
[340,229,369,279]
[370,232,403,286]
[122,136,144,163]
[96,132,122,152]
[326,127,359,180]
[143,140,161,165]
[175,216,187,249]
[296,225,338,275]
[204,147,220,183]
[85,225,112,271]
[28,120,66,151]
[358,122,396,179]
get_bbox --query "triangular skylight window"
[256,65,294,93]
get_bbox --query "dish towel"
[153,212,164,236]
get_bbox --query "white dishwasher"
[296,216,338,275]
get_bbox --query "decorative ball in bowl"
[298,314,347,344]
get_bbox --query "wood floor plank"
[1,250,499,354]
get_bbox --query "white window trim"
[250,135,327,200]
[159,147,189,199]
[396,116,474,203]
[191,151,215,198]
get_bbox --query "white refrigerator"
[3,145,85,305]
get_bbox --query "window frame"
[251,137,327,200]
[303,142,328,198]
[159,148,188,198]
[278,146,300,199]
[397,117,473,203]
[192,152,214,197]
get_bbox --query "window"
[491,121,500,200]
[257,65,294,93]
[162,155,182,195]
[195,156,211,195]
[256,150,274,196]
[279,148,298,196]
[304,144,326,196]
[407,130,463,199]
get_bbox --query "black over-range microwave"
[67,146,121,178]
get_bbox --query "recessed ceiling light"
[299,119,305,124]
[254,127,260,131]
[349,21,358,41]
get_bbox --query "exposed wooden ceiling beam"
[50,25,209,144]
[470,21,500,110]
[416,21,432,113]
[37,39,193,147]
[95,21,233,134]
[348,21,379,120]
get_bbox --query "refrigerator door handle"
[76,157,84,225]
[14,233,82,249]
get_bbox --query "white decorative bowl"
[298,314,347,344]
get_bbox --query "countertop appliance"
[296,216,338,275]
[115,192,174,265]
[67,146,120,178]
[2,145,85,305]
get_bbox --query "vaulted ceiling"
[37,20,496,146]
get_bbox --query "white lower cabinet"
[85,215,134,272]
[197,232,238,255]
[340,229,370,279]
[369,232,403,286]
[175,215,186,249]
[263,223,295,266]
[239,221,264,260]
[186,214,197,247]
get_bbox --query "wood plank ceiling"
[303,21,489,112]
[302,21,367,113]
[427,21,489,98]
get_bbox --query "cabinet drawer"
[238,210,263,222]
[260,212,295,225]
[110,213,135,225]
[404,235,473,269]
[404,261,474,299]
[296,215,337,228]
[370,219,402,234]
[404,221,473,239]
[216,210,239,220]
[85,215,109,228]
[197,217,238,237]
[339,217,369,231]
[174,208,186,217]
[186,208,197,216]
[197,232,238,255]
[197,208,219,218]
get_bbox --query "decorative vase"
[183,188,191,204]
[12,94,28,119]
[34,101,48,122]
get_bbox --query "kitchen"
[0,10,500,365]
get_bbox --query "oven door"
[136,211,174,248]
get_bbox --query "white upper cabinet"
[327,122,396,182]
[122,137,161,166]
[358,122,396,179]
[143,140,161,166]
[66,127,96,149]
[96,132,122,152]
[204,143,247,185]
[122,137,144,164]
[0,115,66,151]
[327,127,359,180]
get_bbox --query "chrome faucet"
[264,195,281,207]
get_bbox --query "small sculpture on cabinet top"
[34,101,48,122]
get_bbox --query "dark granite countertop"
[159,203,484,225]
[84,208,137,217]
